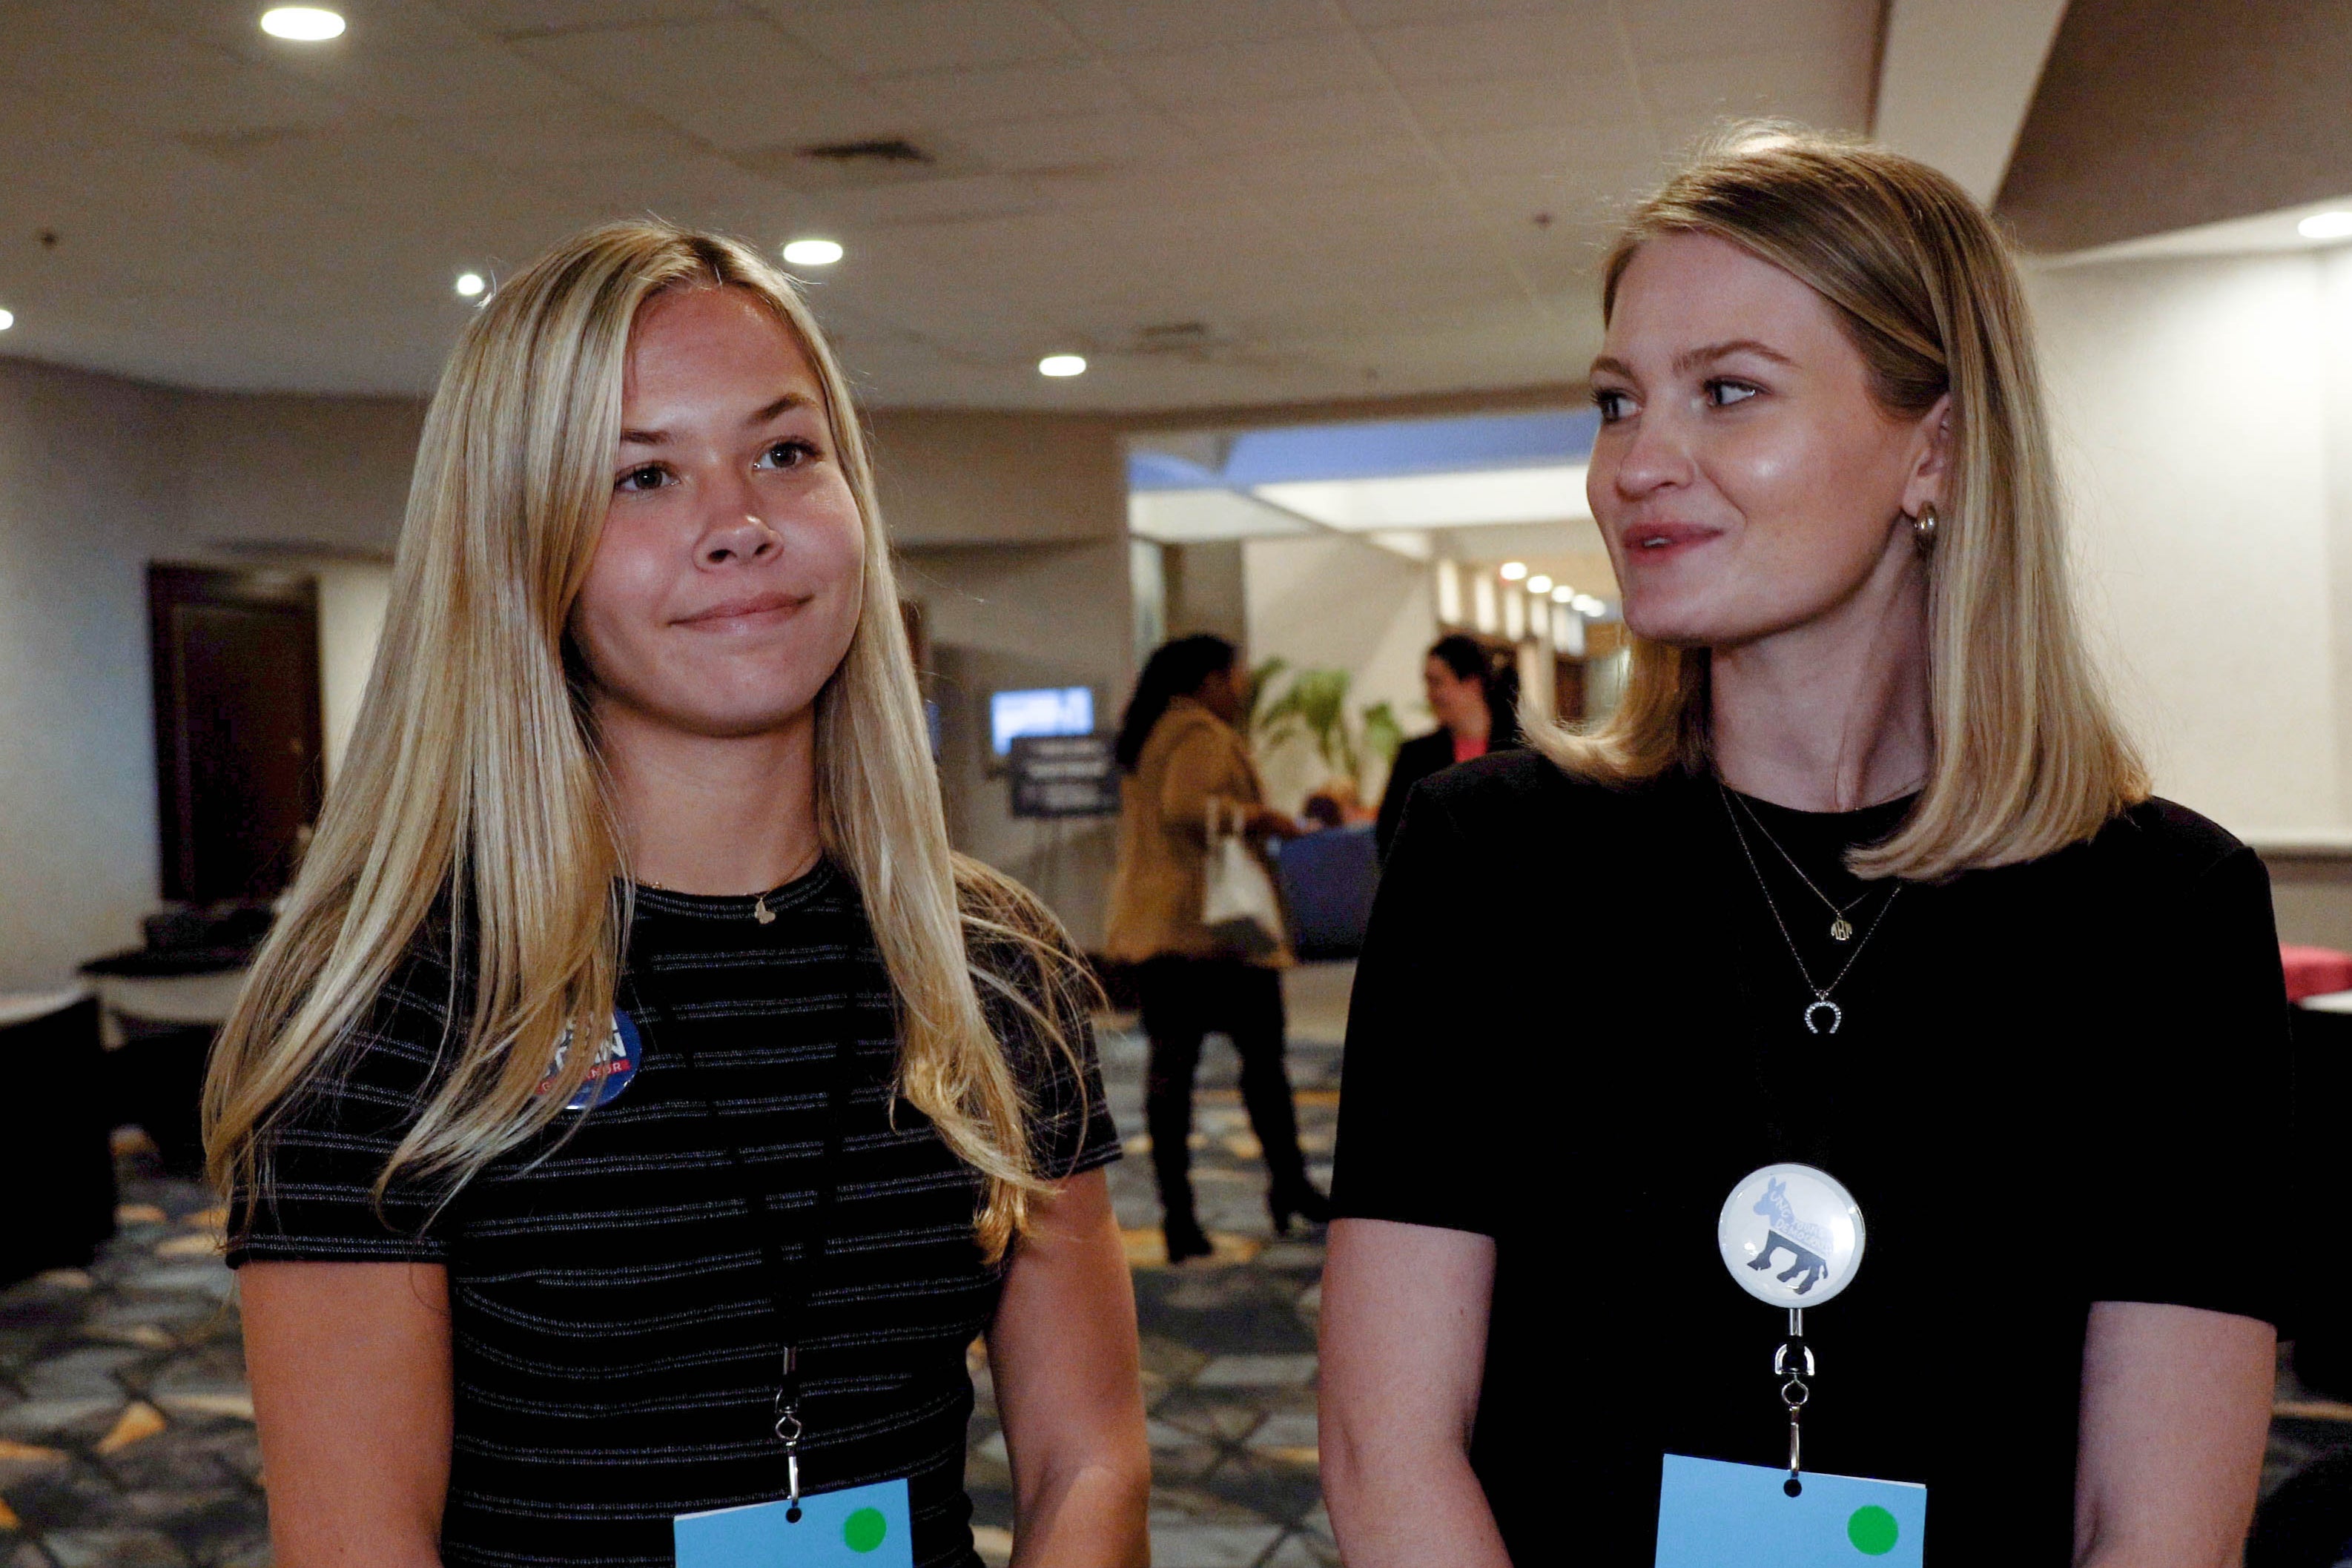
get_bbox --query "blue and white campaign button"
[539,1010,642,1111]
[1717,1164,1866,1307]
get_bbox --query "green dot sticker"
[843,1506,888,1554]
[1847,1505,1899,1555]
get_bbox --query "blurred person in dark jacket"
[1374,633,1520,861]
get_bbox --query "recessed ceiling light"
[455,272,485,298]
[260,7,346,41]
[0,309,13,331]
[1551,584,1573,603]
[1526,574,1553,595]
[1499,560,1528,581]
[2300,211,2352,240]
[1038,354,1086,377]
[1572,593,1606,615]
[782,239,844,267]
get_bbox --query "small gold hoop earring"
[1912,503,1939,548]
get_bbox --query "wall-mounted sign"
[1008,734,1120,818]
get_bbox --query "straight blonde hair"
[203,220,1087,1259]
[1533,125,2147,879]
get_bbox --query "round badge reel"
[1717,1163,1866,1308]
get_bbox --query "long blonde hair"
[1534,125,2147,879]
[204,220,1086,1258]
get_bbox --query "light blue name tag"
[675,1478,914,1567]
[1656,1455,1926,1567]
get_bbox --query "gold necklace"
[634,880,782,923]
[1725,789,1875,942]
[1720,784,1900,1036]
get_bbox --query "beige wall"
[866,409,1126,547]
[0,359,192,989]
[179,391,420,556]
[2028,251,2351,837]
[876,409,1133,947]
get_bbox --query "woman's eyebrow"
[618,391,813,448]
[1674,339,1797,374]
[744,391,812,428]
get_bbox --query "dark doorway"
[148,564,325,904]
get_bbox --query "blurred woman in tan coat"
[1106,635,1329,1261]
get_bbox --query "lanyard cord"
[626,955,862,1508]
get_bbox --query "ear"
[1900,393,1954,517]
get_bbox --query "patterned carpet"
[0,961,2342,1567]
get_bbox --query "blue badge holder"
[675,1477,914,1567]
[1656,1455,1925,1567]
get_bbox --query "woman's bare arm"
[2073,1300,2276,1568]
[986,1169,1151,1567]
[1321,1217,1511,1567]
[241,1261,454,1568]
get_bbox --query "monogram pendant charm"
[753,895,776,925]
[1829,916,1854,942]
[1803,998,1843,1035]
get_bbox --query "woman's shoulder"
[2080,795,2259,885]
[1393,729,1453,768]
[1405,746,1682,841]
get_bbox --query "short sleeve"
[225,959,462,1268]
[974,933,1122,1183]
[1329,775,1499,1234]
[2077,842,2293,1325]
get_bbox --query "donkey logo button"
[1717,1164,1867,1308]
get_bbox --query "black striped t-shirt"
[229,861,1120,1568]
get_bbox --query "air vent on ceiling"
[731,134,978,191]
[799,138,934,167]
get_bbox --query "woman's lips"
[1619,521,1721,558]
[675,591,809,626]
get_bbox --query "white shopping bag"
[1201,799,1285,959]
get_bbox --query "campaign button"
[1717,1164,1866,1308]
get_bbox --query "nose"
[697,468,781,567]
[1605,403,1694,502]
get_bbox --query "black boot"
[1266,1180,1332,1237]
[1163,1211,1213,1263]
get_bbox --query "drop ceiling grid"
[1,0,1881,403]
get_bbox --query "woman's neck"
[595,699,822,895]
[1450,702,1491,746]
[1708,547,1931,813]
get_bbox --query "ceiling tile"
[1169,91,1415,156]
[789,0,1083,75]
[513,19,904,151]
[1619,0,1874,64]
[295,42,598,121]
[1436,119,1653,179]
[437,0,743,37]
[880,59,1138,127]
[1362,5,1619,85]
[952,113,1184,174]
[822,171,1057,228]
[1118,36,1387,109]
[1395,72,1642,136]
[1642,47,1874,136]
[1044,0,1338,55]
[0,4,354,139]
[1339,0,1584,21]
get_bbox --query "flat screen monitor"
[990,686,1093,756]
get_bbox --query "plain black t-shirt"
[1331,752,2291,1564]
[229,863,1119,1568]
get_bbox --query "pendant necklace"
[634,879,777,924]
[1725,787,1875,942]
[1719,782,1900,1035]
